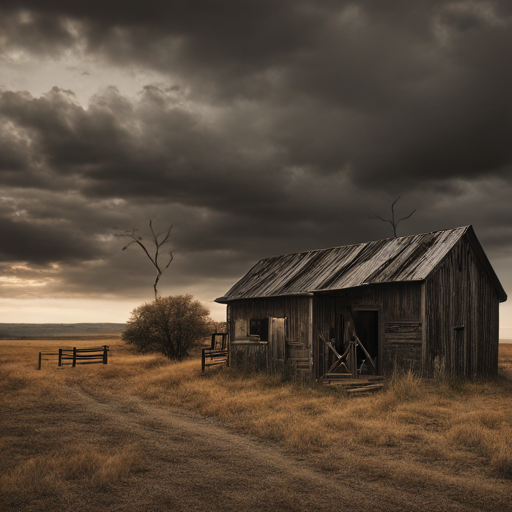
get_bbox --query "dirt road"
[43,385,495,512]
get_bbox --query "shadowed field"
[1,339,512,511]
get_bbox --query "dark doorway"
[352,310,379,370]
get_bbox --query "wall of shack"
[227,237,500,379]
[423,236,500,377]
[228,296,313,372]
[313,282,424,378]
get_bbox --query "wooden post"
[201,348,206,374]
[58,348,62,367]
[103,346,108,364]
[350,339,358,379]
[72,347,77,367]
[38,352,42,370]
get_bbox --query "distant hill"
[0,323,126,340]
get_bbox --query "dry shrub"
[0,445,140,496]
[387,369,423,403]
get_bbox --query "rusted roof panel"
[217,226,501,303]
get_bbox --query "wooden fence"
[38,345,109,369]
[202,333,228,373]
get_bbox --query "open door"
[269,317,286,368]
[318,306,379,379]
[352,310,379,375]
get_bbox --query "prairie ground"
[1,339,512,511]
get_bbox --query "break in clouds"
[0,0,511,306]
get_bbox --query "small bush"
[122,295,211,360]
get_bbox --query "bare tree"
[118,218,173,298]
[369,196,416,238]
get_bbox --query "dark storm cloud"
[3,1,511,186]
[0,85,284,209]
[1,1,511,302]
[0,203,102,265]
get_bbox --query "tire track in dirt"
[66,385,486,512]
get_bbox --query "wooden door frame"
[351,305,382,376]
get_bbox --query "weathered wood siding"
[383,321,423,374]
[227,233,501,378]
[313,282,423,377]
[424,236,499,377]
[229,296,312,371]
[230,341,269,371]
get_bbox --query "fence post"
[58,348,62,367]
[103,346,108,364]
[72,347,77,368]
[202,348,206,374]
[38,352,42,370]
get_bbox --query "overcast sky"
[0,1,511,329]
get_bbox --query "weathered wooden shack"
[215,226,507,379]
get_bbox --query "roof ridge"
[260,225,470,262]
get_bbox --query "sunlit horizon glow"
[0,298,227,324]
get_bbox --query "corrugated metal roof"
[216,226,506,303]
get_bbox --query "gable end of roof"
[465,226,507,302]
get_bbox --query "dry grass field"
[1,339,512,511]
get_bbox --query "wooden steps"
[321,374,385,394]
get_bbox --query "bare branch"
[368,209,393,226]
[369,197,416,238]
[397,209,417,223]
[368,209,384,222]
[116,219,174,298]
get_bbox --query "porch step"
[346,383,385,395]
[321,375,384,393]
[322,373,383,382]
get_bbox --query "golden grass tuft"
[387,368,424,402]
[0,445,140,495]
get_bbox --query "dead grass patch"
[2,340,512,510]
[1,445,139,493]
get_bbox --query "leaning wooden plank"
[347,384,384,394]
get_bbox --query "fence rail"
[202,333,228,373]
[38,345,109,369]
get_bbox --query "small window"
[249,318,269,341]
